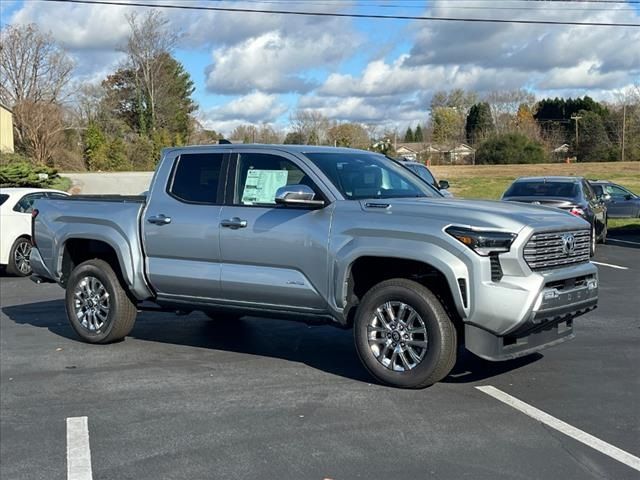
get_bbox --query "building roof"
[0,103,13,114]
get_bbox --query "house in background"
[396,142,475,165]
[0,103,15,153]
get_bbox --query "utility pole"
[571,115,582,158]
[621,103,626,162]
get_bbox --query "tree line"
[1,15,638,172]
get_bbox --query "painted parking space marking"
[476,386,640,472]
[592,261,629,270]
[67,417,93,480]
[607,238,640,246]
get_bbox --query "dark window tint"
[582,181,595,201]
[13,193,46,213]
[504,181,579,199]
[235,153,321,205]
[408,164,436,186]
[169,153,224,204]
[0,194,8,206]
[591,184,604,196]
[47,192,68,200]
[306,152,436,200]
[606,185,633,199]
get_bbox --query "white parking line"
[476,386,640,472]
[67,417,93,480]
[607,238,640,246]
[592,261,629,270]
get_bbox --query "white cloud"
[202,91,288,127]
[205,26,360,94]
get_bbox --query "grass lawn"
[430,162,640,230]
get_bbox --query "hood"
[359,197,589,233]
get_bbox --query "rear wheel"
[6,237,32,276]
[65,259,137,343]
[353,278,457,389]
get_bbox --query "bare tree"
[289,109,330,145]
[0,24,73,164]
[123,11,180,132]
[13,101,66,165]
[484,89,536,133]
[0,24,73,106]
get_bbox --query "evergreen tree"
[414,124,424,142]
[465,102,495,144]
[404,127,414,143]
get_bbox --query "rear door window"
[13,193,46,213]
[168,153,225,204]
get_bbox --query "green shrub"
[0,161,63,188]
[476,133,547,165]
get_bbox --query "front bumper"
[465,262,598,361]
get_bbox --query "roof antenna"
[218,139,231,145]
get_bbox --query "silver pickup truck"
[30,145,598,388]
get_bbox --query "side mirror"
[438,180,450,190]
[598,193,611,202]
[624,194,632,201]
[275,184,325,207]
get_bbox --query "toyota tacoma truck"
[29,145,598,388]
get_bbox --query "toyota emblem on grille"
[561,233,576,255]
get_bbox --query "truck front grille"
[524,229,590,271]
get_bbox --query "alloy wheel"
[367,301,428,372]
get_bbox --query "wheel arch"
[341,254,467,336]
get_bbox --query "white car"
[0,188,69,276]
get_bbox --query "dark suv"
[502,176,607,255]
[589,180,640,219]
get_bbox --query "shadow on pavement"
[3,299,542,387]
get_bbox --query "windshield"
[504,181,579,199]
[305,152,437,200]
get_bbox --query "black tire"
[65,259,137,343]
[204,311,243,322]
[590,224,596,256]
[353,278,457,389]
[6,236,32,276]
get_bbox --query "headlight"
[446,227,517,256]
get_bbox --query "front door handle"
[220,217,247,229]
[147,214,172,225]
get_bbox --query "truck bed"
[30,196,152,300]
[56,195,147,203]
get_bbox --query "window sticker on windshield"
[241,169,289,205]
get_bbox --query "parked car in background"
[395,159,453,197]
[501,176,606,255]
[589,180,640,219]
[0,188,69,276]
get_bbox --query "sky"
[2,0,640,136]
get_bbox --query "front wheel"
[65,259,137,343]
[353,278,457,389]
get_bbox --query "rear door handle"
[220,217,247,229]
[147,214,172,225]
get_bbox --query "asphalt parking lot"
[1,232,639,480]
